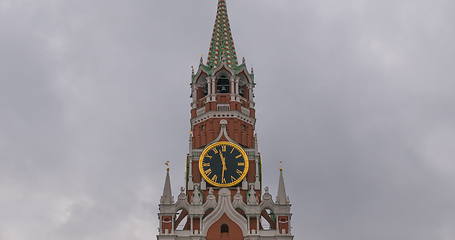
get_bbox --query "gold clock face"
[199,141,249,187]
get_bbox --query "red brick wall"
[206,214,243,240]
[161,216,172,234]
[192,118,254,148]
[278,216,289,234]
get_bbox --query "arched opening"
[220,224,229,233]
[216,74,230,93]
[260,208,276,230]
[238,73,249,99]
[239,84,247,98]
[175,209,189,231]
[203,82,208,96]
[195,73,208,101]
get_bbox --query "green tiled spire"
[207,0,238,68]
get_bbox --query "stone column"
[276,216,279,234]
[159,216,162,234]
[211,77,216,96]
[200,216,203,233]
[230,76,236,101]
[256,215,260,233]
[171,216,175,234]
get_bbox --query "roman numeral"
[211,175,218,182]
[205,169,212,175]
[236,169,243,175]
[202,163,210,167]
[222,178,226,184]
[231,176,236,181]
[205,155,212,159]
[212,148,218,154]
[221,145,227,152]
[238,162,245,166]
[235,154,242,159]
[230,148,235,154]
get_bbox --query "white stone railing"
[217,104,230,111]
[174,230,191,236]
[241,106,250,116]
[196,107,206,116]
[258,230,277,236]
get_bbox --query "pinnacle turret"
[207,0,238,68]
[276,168,290,205]
[160,168,174,204]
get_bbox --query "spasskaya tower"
[157,1,294,239]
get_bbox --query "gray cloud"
[1,0,454,239]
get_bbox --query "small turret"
[276,168,290,205]
[160,166,174,204]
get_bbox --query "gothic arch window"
[239,85,245,97]
[238,73,250,98]
[216,74,230,93]
[220,224,229,233]
[196,74,208,100]
[203,82,208,96]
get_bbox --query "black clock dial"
[199,141,249,187]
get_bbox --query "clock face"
[199,141,249,187]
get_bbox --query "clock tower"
[157,1,294,239]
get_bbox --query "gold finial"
[165,161,170,171]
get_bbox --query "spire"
[160,167,174,204]
[276,168,290,205]
[207,0,238,68]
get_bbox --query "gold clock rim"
[198,141,249,188]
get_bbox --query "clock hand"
[221,165,225,184]
[219,152,227,170]
[219,152,227,182]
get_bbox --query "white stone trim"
[216,104,230,111]
[196,107,206,116]
[191,111,255,126]
[202,188,248,236]
[241,106,250,116]
[207,119,238,146]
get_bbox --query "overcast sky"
[1,0,455,239]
